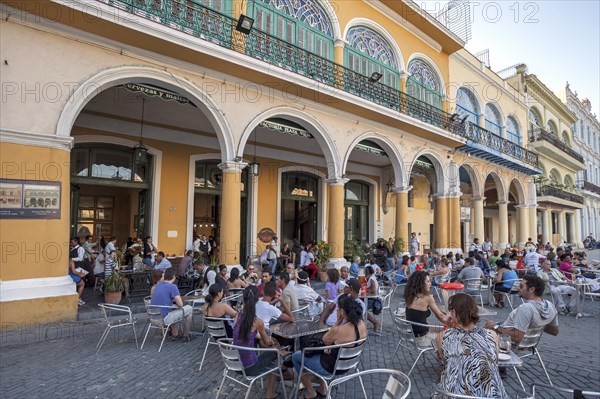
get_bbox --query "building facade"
[557,84,600,242]
[1,0,540,324]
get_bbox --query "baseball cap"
[346,278,361,293]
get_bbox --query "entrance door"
[70,184,80,237]
[344,181,369,246]
[281,172,319,245]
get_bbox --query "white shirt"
[255,300,282,329]
[294,284,323,316]
[193,239,200,253]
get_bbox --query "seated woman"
[404,271,449,348]
[227,268,248,290]
[324,268,341,301]
[492,260,519,308]
[233,285,280,399]
[435,293,508,398]
[292,294,367,399]
[203,284,237,338]
[68,259,86,306]
[149,269,164,296]
[430,258,450,287]
[395,258,408,284]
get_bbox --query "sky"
[421,0,600,119]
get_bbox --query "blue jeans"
[292,351,331,377]
[143,258,153,268]
[269,258,278,274]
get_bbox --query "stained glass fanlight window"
[407,58,442,108]
[506,115,521,145]
[456,87,480,125]
[529,109,540,129]
[484,103,502,135]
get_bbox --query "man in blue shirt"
[154,251,172,271]
[349,256,360,279]
[150,268,193,340]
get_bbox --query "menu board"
[0,179,61,219]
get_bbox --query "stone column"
[574,210,581,247]
[333,39,346,89]
[218,161,246,265]
[394,187,410,253]
[326,178,348,260]
[516,205,529,248]
[528,205,538,242]
[497,201,509,249]
[541,208,552,245]
[434,196,449,251]
[448,195,461,252]
[472,197,485,244]
[557,211,565,243]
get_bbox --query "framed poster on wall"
[0,179,61,219]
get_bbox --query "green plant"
[394,237,405,253]
[344,240,365,262]
[313,241,333,271]
[104,271,125,293]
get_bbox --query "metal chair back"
[515,324,544,351]
[96,303,138,353]
[205,317,228,340]
[291,303,311,320]
[532,382,600,398]
[334,339,367,373]
[327,369,411,399]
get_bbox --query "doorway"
[281,172,319,245]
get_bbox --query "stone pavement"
[1,279,599,398]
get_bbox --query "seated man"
[256,281,294,329]
[485,275,559,345]
[178,250,195,277]
[256,270,273,297]
[150,267,193,340]
[241,265,259,285]
[339,265,351,287]
[456,257,484,289]
[154,251,172,272]
[277,272,298,312]
[294,271,324,317]
[320,278,366,326]
[536,260,576,314]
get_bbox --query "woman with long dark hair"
[203,284,237,337]
[404,271,449,348]
[435,293,508,398]
[227,267,248,290]
[232,285,279,399]
[292,294,367,399]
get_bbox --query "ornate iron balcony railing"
[98,0,538,168]
[582,180,600,196]
[537,184,584,204]
[528,128,584,163]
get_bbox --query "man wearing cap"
[294,271,323,317]
[319,278,366,326]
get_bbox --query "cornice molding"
[525,75,577,124]
[0,128,73,151]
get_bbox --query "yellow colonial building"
[1,0,541,324]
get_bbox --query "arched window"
[456,87,480,125]
[252,0,334,59]
[345,26,400,88]
[562,131,571,147]
[407,59,442,109]
[506,115,521,145]
[529,109,540,130]
[547,120,556,136]
[549,169,561,185]
[484,103,502,135]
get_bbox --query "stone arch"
[406,53,446,95]
[237,106,340,179]
[561,131,571,146]
[407,150,447,195]
[529,106,543,128]
[508,178,526,205]
[342,132,406,187]
[549,168,562,184]
[455,86,482,124]
[56,65,235,161]
[564,174,575,189]
[458,162,483,198]
[343,18,405,71]
[484,171,507,202]
[315,0,342,41]
[485,102,503,124]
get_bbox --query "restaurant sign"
[0,179,61,219]
[257,227,276,243]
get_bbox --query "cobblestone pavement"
[2,273,599,398]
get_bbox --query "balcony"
[529,128,585,169]
[536,184,584,207]
[94,0,539,172]
[582,180,600,196]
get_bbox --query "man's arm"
[173,294,184,308]
[320,302,336,324]
[484,319,525,343]
[544,324,559,336]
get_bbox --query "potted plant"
[344,240,365,263]
[313,241,333,282]
[104,270,125,304]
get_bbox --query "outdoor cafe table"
[120,269,153,298]
[498,350,526,390]
[574,279,598,318]
[268,320,330,350]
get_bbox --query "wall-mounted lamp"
[369,72,383,83]
[449,113,460,122]
[236,14,254,34]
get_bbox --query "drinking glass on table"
[498,334,511,354]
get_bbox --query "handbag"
[372,297,383,315]
[299,332,325,351]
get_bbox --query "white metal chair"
[96,303,139,354]
[376,286,394,332]
[532,382,600,398]
[216,338,288,399]
[492,279,522,310]
[431,384,533,398]
[292,337,368,399]
[198,316,231,371]
[462,278,485,307]
[184,289,206,326]
[544,282,575,313]
[433,273,451,303]
[512,324,553,389]
[140,298,186,352]
[327,368,411,399]
[291,303,311,321]
[391,312,438,376]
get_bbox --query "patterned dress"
[436,326,508,398]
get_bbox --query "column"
[497,201,509,249]
[218,161,245,265]
[434,196,449,251]
[566,213,575,244]
[541,208,552,245]
[516,205,529,247]
[394,187,410,253]
[472,197,485,243]
[326,178,348,261]
[400,71,410,113]
[574,209,581,247]
[557,211,565,243]
[448,195,461,252]
[528,205,538,242]
[333,40,345,89]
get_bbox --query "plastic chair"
[512,324,553,389]
[532,382,600,398]
[492,279,522,310]
[198,316,231,371]
[327,369,411,399]
[140,299,186,352]
[96,303,139,354]
[462,278,485,307]
[431,384,533,398]
[391,312,438,376]
[216,338,288,399]
[292,337,368,399]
